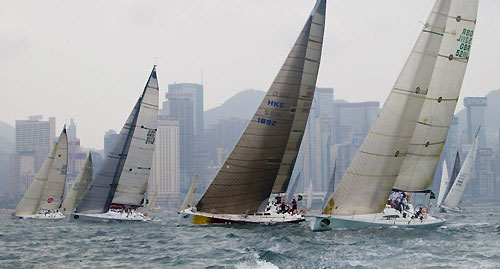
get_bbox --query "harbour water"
[1,205,499,268]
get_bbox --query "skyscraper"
[67,118,77,138]
[334,101,380,145]
[464,97,487,147]
[300,87,334,192]
[148,116,180,209]
[10,115,56,200]
[163,83,205,195]
[103,129,118,157]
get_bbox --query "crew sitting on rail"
[291,199,298,214]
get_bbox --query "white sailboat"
[440,128,479,212]
[436,151,461,211]
[180,175,199,211]
[70,66,159,222]
[179,0,326,225]
[61,153,93,214]
[311,0,478,231]
[436,160,450,207]
[12,128,68,219]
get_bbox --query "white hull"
[70,210,151,223]
[178,208,304,226]
[439,205,465,213]
[310,213,445,231]
[11,211,65,220]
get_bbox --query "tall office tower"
[164,83,205,196]
[164,93,194,195]
[10,115,56,199]
[464,97,487,147]
[67,118,77,138]
[334,101,380,145]
[65,119,85,174]
[299,88,334,193]
[103,129,118,157]
[477,148,495,198]
[205,117,247,165]
[148,116,181,210]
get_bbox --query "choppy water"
[1,205,499,268]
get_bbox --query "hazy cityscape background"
[2,85,500,210]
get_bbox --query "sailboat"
[439,128,479,212]
[70,66,159,222]
[12,127,68,219]
[61,153,92,214]
[311,0,478,231]
[436,151,461,210]
[179,0,326,225]
[180,175,199,211]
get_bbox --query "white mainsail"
[13,139,58,216]
[196,0,326,215]
[112,66,159,206]
[76,66,159,214]
[441,129,479,210]
[325,0,451,216]
[61,154,92,214]
[393,0,479,192]
[436,160,450,206]
[180,175,199,211]
[39,129,68,210]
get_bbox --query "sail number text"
[456,28,473,58]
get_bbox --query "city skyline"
[2,0,500,148]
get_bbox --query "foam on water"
[0,206,499,268]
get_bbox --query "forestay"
[393,0,479,192]
[442,130,479,209]
[61,154,93,214]
[196,0,326,214]
[112,67,159,206]
[39,129,68,210]
[13,138,58,216]
[325,0,451,216]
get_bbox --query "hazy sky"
[1,0,499,149]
